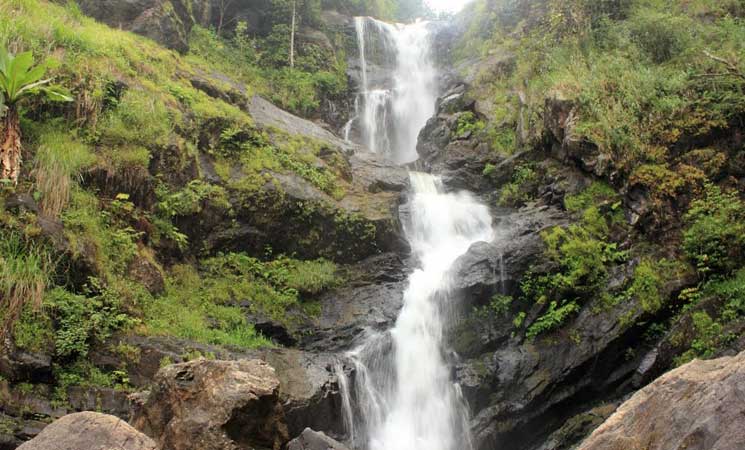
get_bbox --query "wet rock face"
[300,252,408,352]
[16,412,156,450]
[578,351,745,450]
[416,83,494,194]
[0,341,52,384]
[131,359,289,450]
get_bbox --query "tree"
[0,48,71,185]
[290,0,296,68]
[217,0,235,36]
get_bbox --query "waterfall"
[338,14,493,450]
[340,173,493,450]
[350,17,438,164]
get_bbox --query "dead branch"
[704,50,745,81]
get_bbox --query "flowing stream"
[339,17,495,450]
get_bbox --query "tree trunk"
[290,0,296,68]
[0,106,21,185]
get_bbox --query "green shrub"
[475,294,513,319]
[709,269,745,322]
[675,311,727,365]
[628,10,693,63]
[46,283,136,358]
[499,163,537,206]
[683,184,745,277]
[521,182,626,339]
[453,112,486,138]
[62,189,140,279]
[12,304,54,352]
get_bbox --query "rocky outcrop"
[89,333,348,438]
[416,83,494,193]
[16,412,156,450]
[74,0,208,52]
[578,351,745,450]
[543,96,612,180]
[131,359,289,450]
[0,341,52,384]
[300,252,408,352]
[287,428,350,450]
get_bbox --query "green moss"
[564,181,619,213]
[141,264,272,349]
[157,180,232,218]
[628,259,664,314]
[141,252,337,348]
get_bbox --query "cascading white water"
[349,17,438,164]
[340,173,493,450]
[338,13,493,450]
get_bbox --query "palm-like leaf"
[0,48,70,104]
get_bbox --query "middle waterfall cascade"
[339,173,493,450]
[349,17,438,164]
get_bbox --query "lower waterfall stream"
[339,16,495,450]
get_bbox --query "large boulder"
[92,335,348,439]
[17,412,156,450]
[131,359,289,450]
[577,351,745,450]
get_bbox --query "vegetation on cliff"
[457,0,745,362]
[0,0,365,404]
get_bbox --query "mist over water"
[339,16,495,450]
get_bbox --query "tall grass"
[33,128,95,217]
[0,233,52,334]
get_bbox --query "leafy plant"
[0,47,72,184]
[527,300,580,339]
[499,163,538,206]
[683,184,745,278]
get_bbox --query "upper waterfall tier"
[346,17,439,165]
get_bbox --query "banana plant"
[0,47,72,185]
